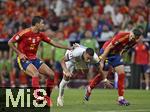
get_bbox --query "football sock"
[59,79,69,97]
[89,74,102,89]
[54,72,60,86]
[32,76,40,89]
[32,76,40,97]
[118,96,124,101]
[46,78,54,97]
[118,73,125,97]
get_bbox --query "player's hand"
[18,53,28,60]
[71,43,80,49]
[101,79,113,89]
[99,55,105,63]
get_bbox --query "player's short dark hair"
[133,28,142,37]
[86,48,94,56]
[32,16,44,26]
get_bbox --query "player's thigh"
[114,65,125,74]
[25,64,39,77]
[38,63,54,77]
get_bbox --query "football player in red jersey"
[84,28,142,106]
[8,16,71,107]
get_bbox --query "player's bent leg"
[38,63,55,97]
[84,74,102,101]
[115,65,130,106]
[25,64,44,104]
[25,64,40,90]
[38,63,55,107]
[57,76,70,106]
[84,85,92,101]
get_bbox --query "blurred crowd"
[0,0,149,89]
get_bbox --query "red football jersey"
[134,43,149,65]
[11,28,51,59]
[102,32,136,54]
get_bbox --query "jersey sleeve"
[72,48,82,58]
[93,53,100,64]
[10,29,29,42]
[41,32,51,43]
[10,33,21,42]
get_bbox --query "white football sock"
[59,79,69,97]
[118,96,124,101]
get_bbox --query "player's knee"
[32,71,40,77]
[64,76,70,81]
[48,71,54,80]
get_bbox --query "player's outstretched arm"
[49,40,71,50]
[98,64,113,88]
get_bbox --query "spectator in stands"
[100,24,114,41]
[147,11,150,38]
[0,48,11,87]
[112,5,124,27]
[136,15,147,33]
[91,18,102,38]
[80,30,99,52]
[131,36,150,90]
[124,21,134,32]
[53,31,70,88]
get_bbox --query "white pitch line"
[96,109,150,112]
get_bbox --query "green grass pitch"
[51,89,150,112]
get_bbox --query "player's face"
[36,20,45,31]
[84,53,93,62]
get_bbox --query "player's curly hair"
[86,48,94,56]
[133,28,142,37]
[32,16,44,26]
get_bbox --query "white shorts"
[63,61,75,75]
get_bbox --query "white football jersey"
[64,46,100,73]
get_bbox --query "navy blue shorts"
[100,48,124,71]
[138,64,149,74]
[15,57,44,71]
[55,61,63,73]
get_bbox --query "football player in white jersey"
[57,45,109,106]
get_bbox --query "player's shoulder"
[74,46,86,53]
[18,28,31,36]
[39,32,48,38]
[72,46,86,56]
[112,31,130,41]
